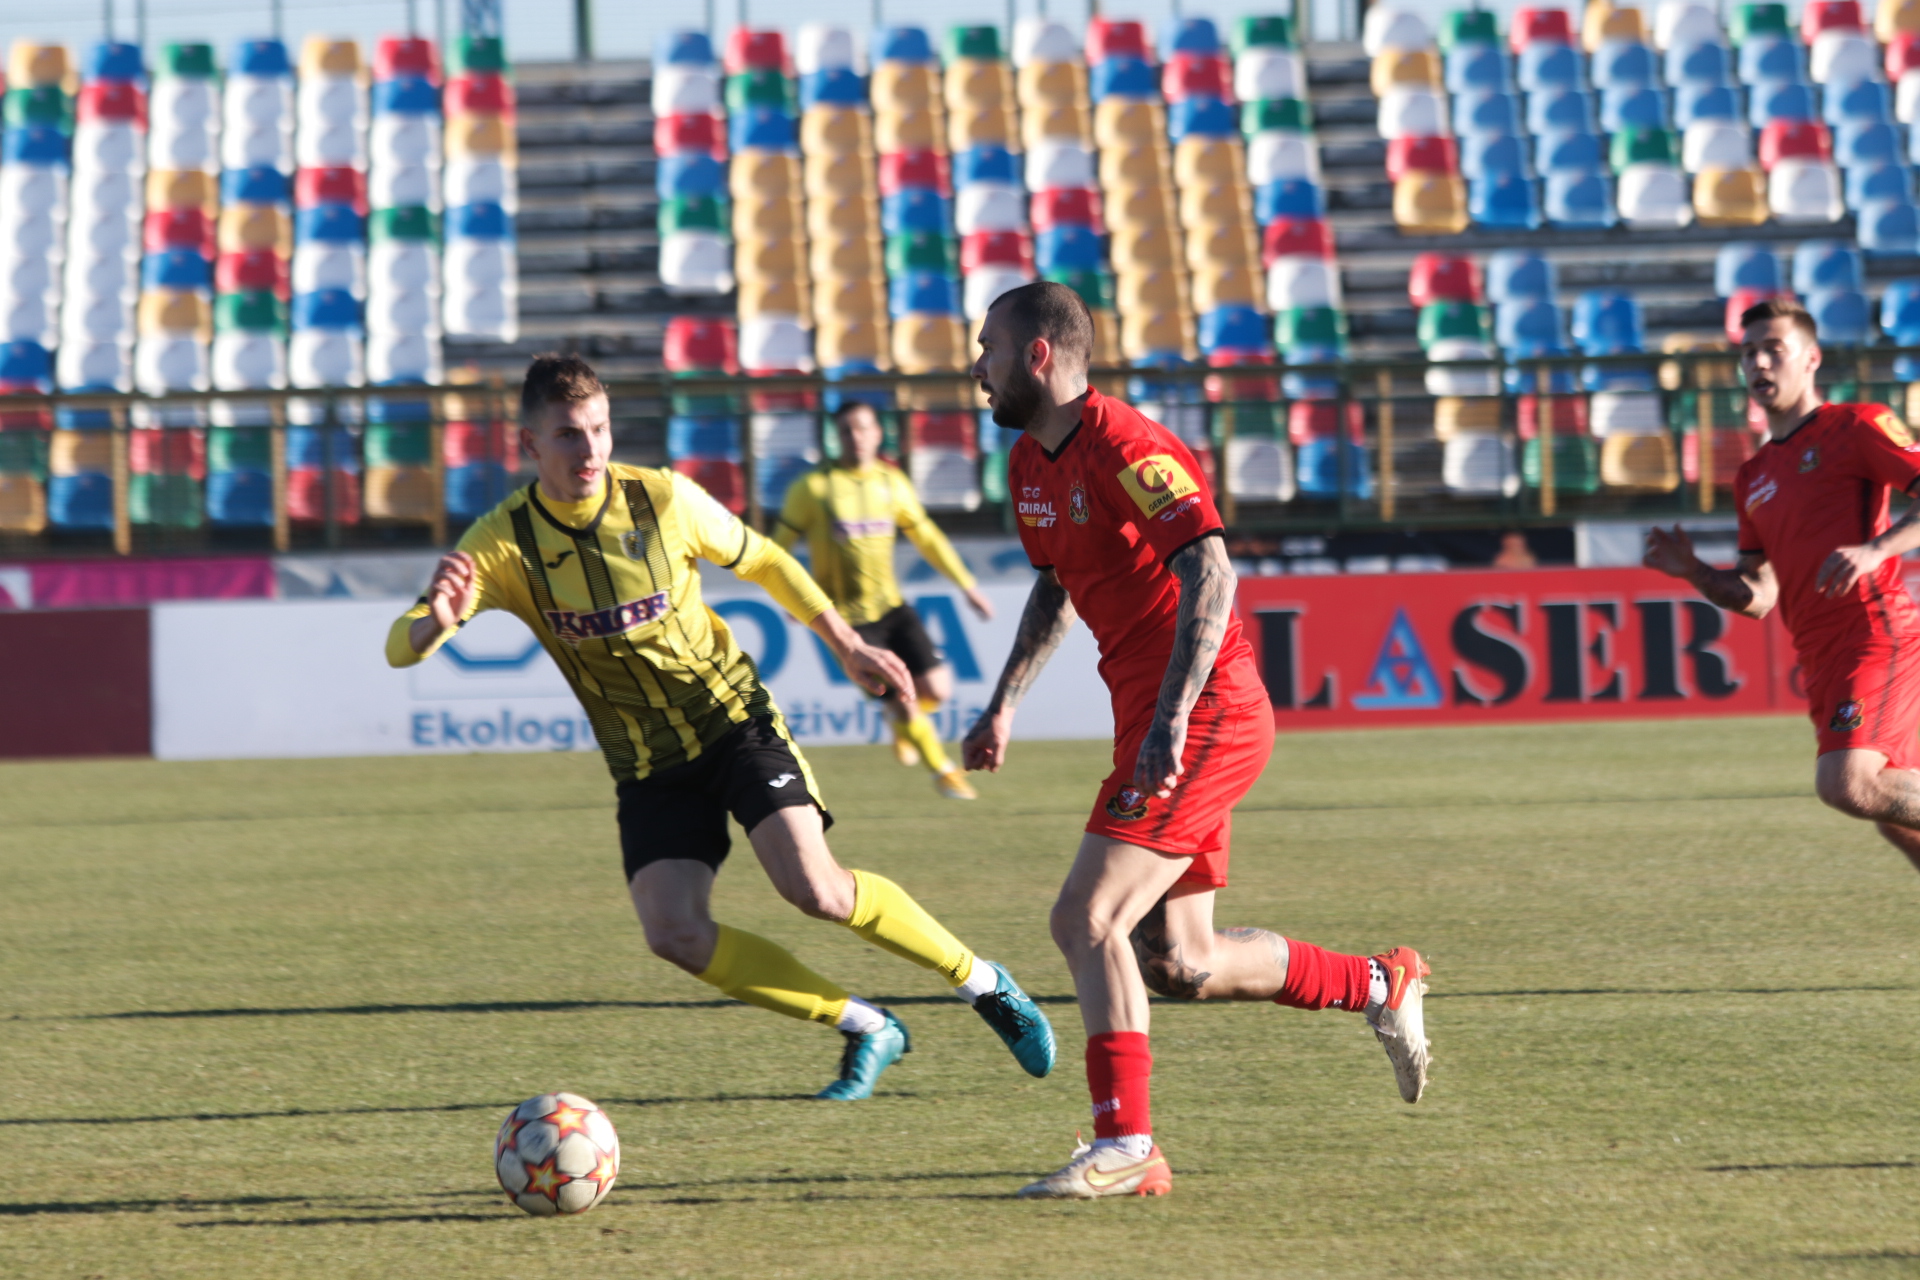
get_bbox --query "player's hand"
[964,586,996,621]
[840,640,915,715]
[1643,525,1700,580]
[1133,715,1190,800]
[1816,543,1887,597]
[962,705,1014,772]
[426,551,479,632]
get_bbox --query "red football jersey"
[1734,402,1920,664]
[1007,387,1263,727]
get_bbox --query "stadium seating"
[443,35,517,342]
[366,34,443,402]
[657,31,733,293]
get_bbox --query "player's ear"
[1029,335,1052,377]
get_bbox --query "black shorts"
[615,716,830,881]
[854,603,942,679]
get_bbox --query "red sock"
[1274,938,1372,1011]
[1085,1031,1152,1139]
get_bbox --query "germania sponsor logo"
[1116,454,1200,518]
[1745,475,1778,513]
[832,518,894,540]
[1068,483,1090,524]
[1105,785,1149,821]
[542,591,671,644]
[1876,409,1913,445]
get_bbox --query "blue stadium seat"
[1837,122,1903,171]
[1544,169,1618,226]
[1461,133,1532,180]
[954,145,1022,185]
[1455,90,1522,136]
[1665,40,1733,87]
[882,190,952,236]
[876,25,934,61]
[206,470,274,526]
[1572,289,1645,355]
[887,269,961,316]
[1857,198,1920,255]
[1806,288,1873,344]
[446,462,512,519]
[1792,240,1864,293]
[1091,56,1156,101]
[1880,278,1920,340]
[1714,242,1784,295]
[1487,249,1556,301]
[1167,16,1221,52]
[800,68,868,109]
[1294,439,1374,499]
[657,30,717,64]
[1506,366,1581,394]
[1168,95,1237,141]
[1035,225,1102,271]
[1738,36,1808,85]
[1751,82,1818,129]
[1601,86,1670,133]
[1517,41,1587,91]
[1496,298,1570,356]
[1675,84,1741,127]
[1445,42,1512,93]
[656,154,726,198]
[1848,163,1914,211]
[1527,88,1597,134]
[1826,78,1892,126]
[1592,41,1659,89]
[730,106,797,151]
[1255,178,1328,221]
[1471,171,1544,227]
[1198,305,1270,353]
[47,474,115,530]
[1536,129,1604,172]
[666,416,742,458]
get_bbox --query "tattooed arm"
[1644,526,1777,619]
[1133,534,1236,798]
[961,567,1076,772]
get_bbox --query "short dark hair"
[520,353,606,424]
[1739,297,1818,344]
[987,280,1094,375]
[831,399,879,427]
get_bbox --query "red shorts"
[1806,638,1920,768]
[1085,692,1276,889]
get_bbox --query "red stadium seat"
[1031,187,1104,232]
[215,249,290,300]
[128,426,206,477]
[143,207,216,257]
[878,149,952,197]
[1516,394,1590,438]
[1288,400,1365,445]
[286,468,363,524]
[295,166,368,213]
[663,316,739,373]
[1386,135,1460,181]
[1889,31,1920,79]
[1409,252,1482,306]
[724,28,788,73]
[1758,120,1832,169]
[1683,428,1756,486]
[907,412,976,450]
[1261,217,1336,265]
[746,369,817,413]
[76,80,145,125]
[374,36,440,83]
[1161,52,1232,102]
[1801,0,1865,40]
[654,112,727,159]
[961,230,1034,272]
[1510,7,1576,49]
[673,458,747,512]
[446,72,516,117]
[443,421,509,468]
[1087,18,1152,63]
[1725,287,1790,340]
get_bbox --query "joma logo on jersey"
[543,591,671,644]
[1745,475,1779,512]
[1116,454,1200,518]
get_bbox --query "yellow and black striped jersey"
[387,463,832,781]
[772,460,977,626]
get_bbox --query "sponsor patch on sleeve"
[1115,454,1201,519]
[1873,408,1914,445]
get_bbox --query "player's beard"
[986,360,1046,431]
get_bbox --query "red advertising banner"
[1236,567,1801,731]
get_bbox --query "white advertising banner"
[151,582,1113,762]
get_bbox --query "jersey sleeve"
[1733,464,1764,556]
[771,472,816,551]
[671,469,832,622]
[890,467,977,589]
[1102,432,1225,560]
[1846,405,1920,494]
[384,510,514,667]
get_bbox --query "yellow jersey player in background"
[386,355,1055,1099]
[774,400,995,800]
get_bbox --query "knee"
[780,868,856,923]
[1816,768,1879,818]
[642,921,712,974]
[1049,893,1124,960]
[916,667,952,704]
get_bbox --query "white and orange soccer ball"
[495,1092,621,1216]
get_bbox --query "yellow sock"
[846,869,976,986]
[898,711,952,775]
[695,924,853,1026]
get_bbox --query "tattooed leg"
[1129,890,1293,1001]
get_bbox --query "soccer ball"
[495,1092,621,1216]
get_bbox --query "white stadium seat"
[1364,8,1433,56]
[1267,256,1344,309]
[659,230,734,293]
[954,182,1029,234]
[1247,130,1322,184]
[1378,88,1448,140]
[1235,48,1307,102]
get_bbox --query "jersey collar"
[1038,387,1100,463]
[527,475,615,536]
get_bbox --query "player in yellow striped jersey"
[386,356,1055,1099]
[774,400,995,800]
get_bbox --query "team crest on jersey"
[543,591,671,645]
[1105,785,1149,821]
[1831,700,1864,731]
[1798,445,1820,473]
[619,530,648,560]
[1745,475,1779,513]
[1116,454,1201,519]
[1068,483,1089,524]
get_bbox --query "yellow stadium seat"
[736,194,806,239]
[1583,1,1649,49]
[731,150,803,202]
[1434,396,1504,441]
[1099,142,1172,190]
[1600,433,1680,491]
[804,151,875,199]
[1117,267,1188,314]
[893,313,969,373]
[1174,138,1248,189]
[737,274,809,319]
[738,235,809,281]
[1017,60,1089,109]
[137,290,214,338]
[1191,265,1263,312]
[808,233,884,280]
[1106,183,1176,230]
[817,317,890,368]
[1370,47,1443,95]
[872,61,941,113]
[299,36,362,77]
[8,41,69,89]
[0,473,46,534]
[1693,167,1769,226]
[949,103,1016,151]
[1109,221,1182,271]
[1022,101,1093,149]
[1094,98,1166,149]
[895,379,973,411]
[47,430,112,476]
[1879,0,1920,40]
[1121,309,1197,361]
[218,205,292,255]
[364,465,438,522]
[1179,182,1253,228]
[804,193,876,240]
[1184,221,1260,272]
[813,276,888,324]
[1392,174,1470,233]
[148,169,219,213]
[445,113,516,160]
[800,106,874,156]
[875,107,941,152]
[945,58,1014,110]
[1091,307,1122,365]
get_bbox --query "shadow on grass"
[0,1190,500,1217]
[1707,1160,1920,1173]
[27,993,1083,1023]
[1432,984,1912,1000]
[177,1212,505,1228]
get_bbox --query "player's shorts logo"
[1799,446,1820,473]
[1068,483,1089,524]
[1105,785,1150,821]
[1831,700,1864,731]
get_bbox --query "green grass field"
[5,718,1920,1278]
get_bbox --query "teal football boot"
[815,1009,911,1100]
[970,961,1056,1077]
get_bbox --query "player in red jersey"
[1649,297,1920,863]
[960,282,1432,1200]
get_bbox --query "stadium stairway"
[1306,39,1909,356]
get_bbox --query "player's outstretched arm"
[809,606,916,715]
[1816,496,1920,597]
[1644,526,1776,619]
[962,568,1074,772]
[1134,535,1237,798]
[388,551,481,665]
